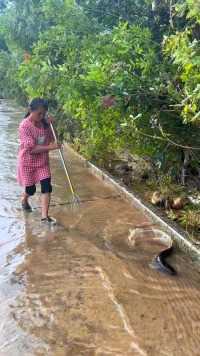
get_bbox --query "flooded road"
[0,99,200,356]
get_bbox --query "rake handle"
[49,122,75,196]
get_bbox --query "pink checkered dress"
[17,117,54,187]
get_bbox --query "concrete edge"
[65,143,200,260]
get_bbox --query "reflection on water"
[0,99,200,356]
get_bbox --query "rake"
[49,122,80,207]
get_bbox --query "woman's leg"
[22,185,36,210]
[22,192,29,204]
[41,193,51,219]
[40,178,52,219]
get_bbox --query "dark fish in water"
[128,227,177,276]
[153,246,177,276]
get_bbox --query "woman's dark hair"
[24,98,49,128]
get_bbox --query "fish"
[152,246,177,276]
[129,227,177,276]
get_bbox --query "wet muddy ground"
[0,100,200,356]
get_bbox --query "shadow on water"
[0,99,200,356]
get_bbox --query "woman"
[17,98,61,225]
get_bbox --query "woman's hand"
[48,142,62,151]
[31,142,62,154]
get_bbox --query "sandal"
[41,216,57,225]
[22,200,32,211]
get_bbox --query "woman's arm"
[19,119,61,155]
[31,142,62,154]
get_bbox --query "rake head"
[69,194,81,210]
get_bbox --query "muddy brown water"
[0,100,200,356]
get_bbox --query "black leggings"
[25,178,52,196]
